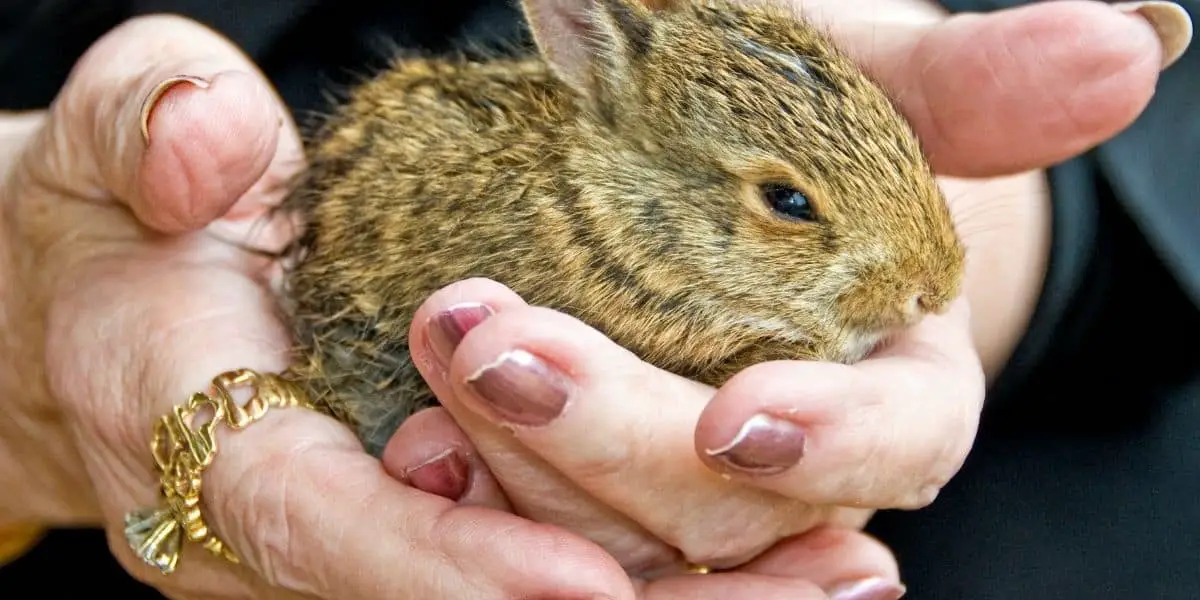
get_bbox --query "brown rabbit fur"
[279,0,966,455]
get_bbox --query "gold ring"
[122,368,313,575]
[686,563,712,575]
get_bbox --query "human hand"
[379,0,1191,580]
[0,12,924,600]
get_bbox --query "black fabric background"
[1,1,1197,597]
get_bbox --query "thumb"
[23,14,296,235]
[819,0,1189,177]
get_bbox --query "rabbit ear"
[521,0,665,100]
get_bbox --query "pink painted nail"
[704,413,806,474]
[425,302,494,366]
[403,448,470,501]
[465,349,572,427]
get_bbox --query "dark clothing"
[2,0,1197,598]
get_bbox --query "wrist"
[0,131,100,529]
[0,206,56,527]
[0,281,100,529]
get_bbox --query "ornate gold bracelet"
[122,368,313,576]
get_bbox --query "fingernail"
[426,302,495,366]
[403,448,470,501]
[139,75,211,146]
[464,349,572,426]
[704,413,806,474]
[829,577,907,600]
[1113,1,1194,69]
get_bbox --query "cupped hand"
[0,12,919,600]
[380,0,1191,580]
[6,14,602,600]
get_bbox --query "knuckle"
[889,423,973,510]
[559,408,652,486]
[880,441,952,510]
[667,502,808,568]
[813,325,986,510]
[908,483,944,509]
[910,382,983,507]
[888,475,943,510]
[568,437,639,483]
[870,359,981,509]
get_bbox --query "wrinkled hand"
[0,12,922,600]
[380,0,1191,579]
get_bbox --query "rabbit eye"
[761,183,816,221]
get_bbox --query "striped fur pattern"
[279,0,965,455]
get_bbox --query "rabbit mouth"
[841,328,892,364]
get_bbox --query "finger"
[740,527,904,599]
[807,0,1188,177]
[695,299,985,509]
[212,413,634,600]
[381,406,515,511]
[409,279,823,569]
[407,278,686,575]
[638,573,827,600]
[27,14,303,240]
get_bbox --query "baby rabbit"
[280,0,966,455]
